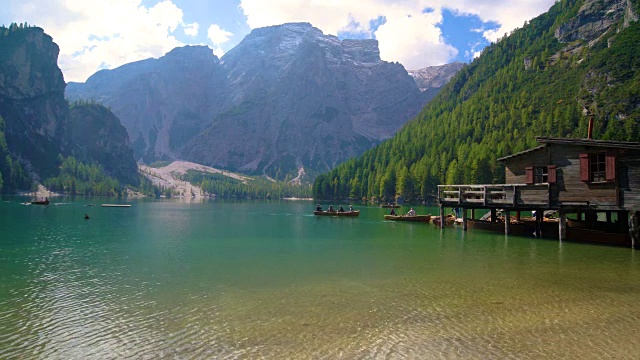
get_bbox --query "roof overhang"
[497,145,546,162]
[536,137,640,150]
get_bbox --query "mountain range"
[66,22,460,182]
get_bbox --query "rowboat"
[432,215,455,227]
[314,210,360,217]
[31,199,49,205]
[384,214,431,223]
[101,204,132,207]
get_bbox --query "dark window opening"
[534,166,548,184]
[590,153,606,182]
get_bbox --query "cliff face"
[555,0,638,44]
[67,23,446,181]
[69,104,139,185]
[0,24,138,186]
[0,25,70,177]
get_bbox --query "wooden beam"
[536,209,543,237]
[439,205,445,229]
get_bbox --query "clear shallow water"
[1,198,639,359]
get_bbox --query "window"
[534,166,548,184]
[525,165,556,184]
[590,153,606,182]
[580,152,616,183]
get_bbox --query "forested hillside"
[313,0,640,202]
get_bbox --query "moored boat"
[384,214,431,223]
[30,198,49,205]
[101,204,132,207]
[314,210,360,217]
[432,215,455,227]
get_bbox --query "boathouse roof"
[497,137,640,161]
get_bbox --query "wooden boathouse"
[438,137,640,248]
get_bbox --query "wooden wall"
[504,147,548,184]
[503,143,638,209]
[620,151,640,209]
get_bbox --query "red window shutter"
[605,152,616,182]
[525,167,533,184]
[579,154,589,182]
[548,165,557,184]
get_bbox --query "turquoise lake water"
[1,197,639,359]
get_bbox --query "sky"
[1,0,556,83]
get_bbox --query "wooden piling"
[559,210,567,241]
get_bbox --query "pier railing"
[438,184,550,207]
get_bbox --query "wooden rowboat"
[432,215,455,227]
[31,199,49,205]
[314,210,360,217]
[384,214,431,223]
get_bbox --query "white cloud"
[183,22,199,37]
[207,24,233,45]
[239,0,556,69]
[213,47,225,58]
[2,0,193,82]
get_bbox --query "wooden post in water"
[559,210,567,241]
[536,209,543,237]
[505,211,510,235]
[491,208,497,223]
[439,205,445,229]
[462,207,468,231]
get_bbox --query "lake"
[1,198,639,359]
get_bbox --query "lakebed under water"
[1,198,639,359]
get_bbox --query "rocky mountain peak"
[163,45,219,64]
[555,0,638,44]
[0,26,65,100]
[408,62,465,92]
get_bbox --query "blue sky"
[1,0,555,82]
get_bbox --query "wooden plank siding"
[504,147,548,184]
[548,145,617,207]
[620,152,640,209]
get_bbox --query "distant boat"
[384,214,431,223]
[314,210,360,217]
[30,199,49,206]
[101,204,131,208]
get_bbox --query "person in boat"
[390,208,396,216]
[349,205,353,212]
[316,204,322,211]
[407,208,416,216]
[328,205,335,212]
[84,213,90,220]
[338,205,345,212]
